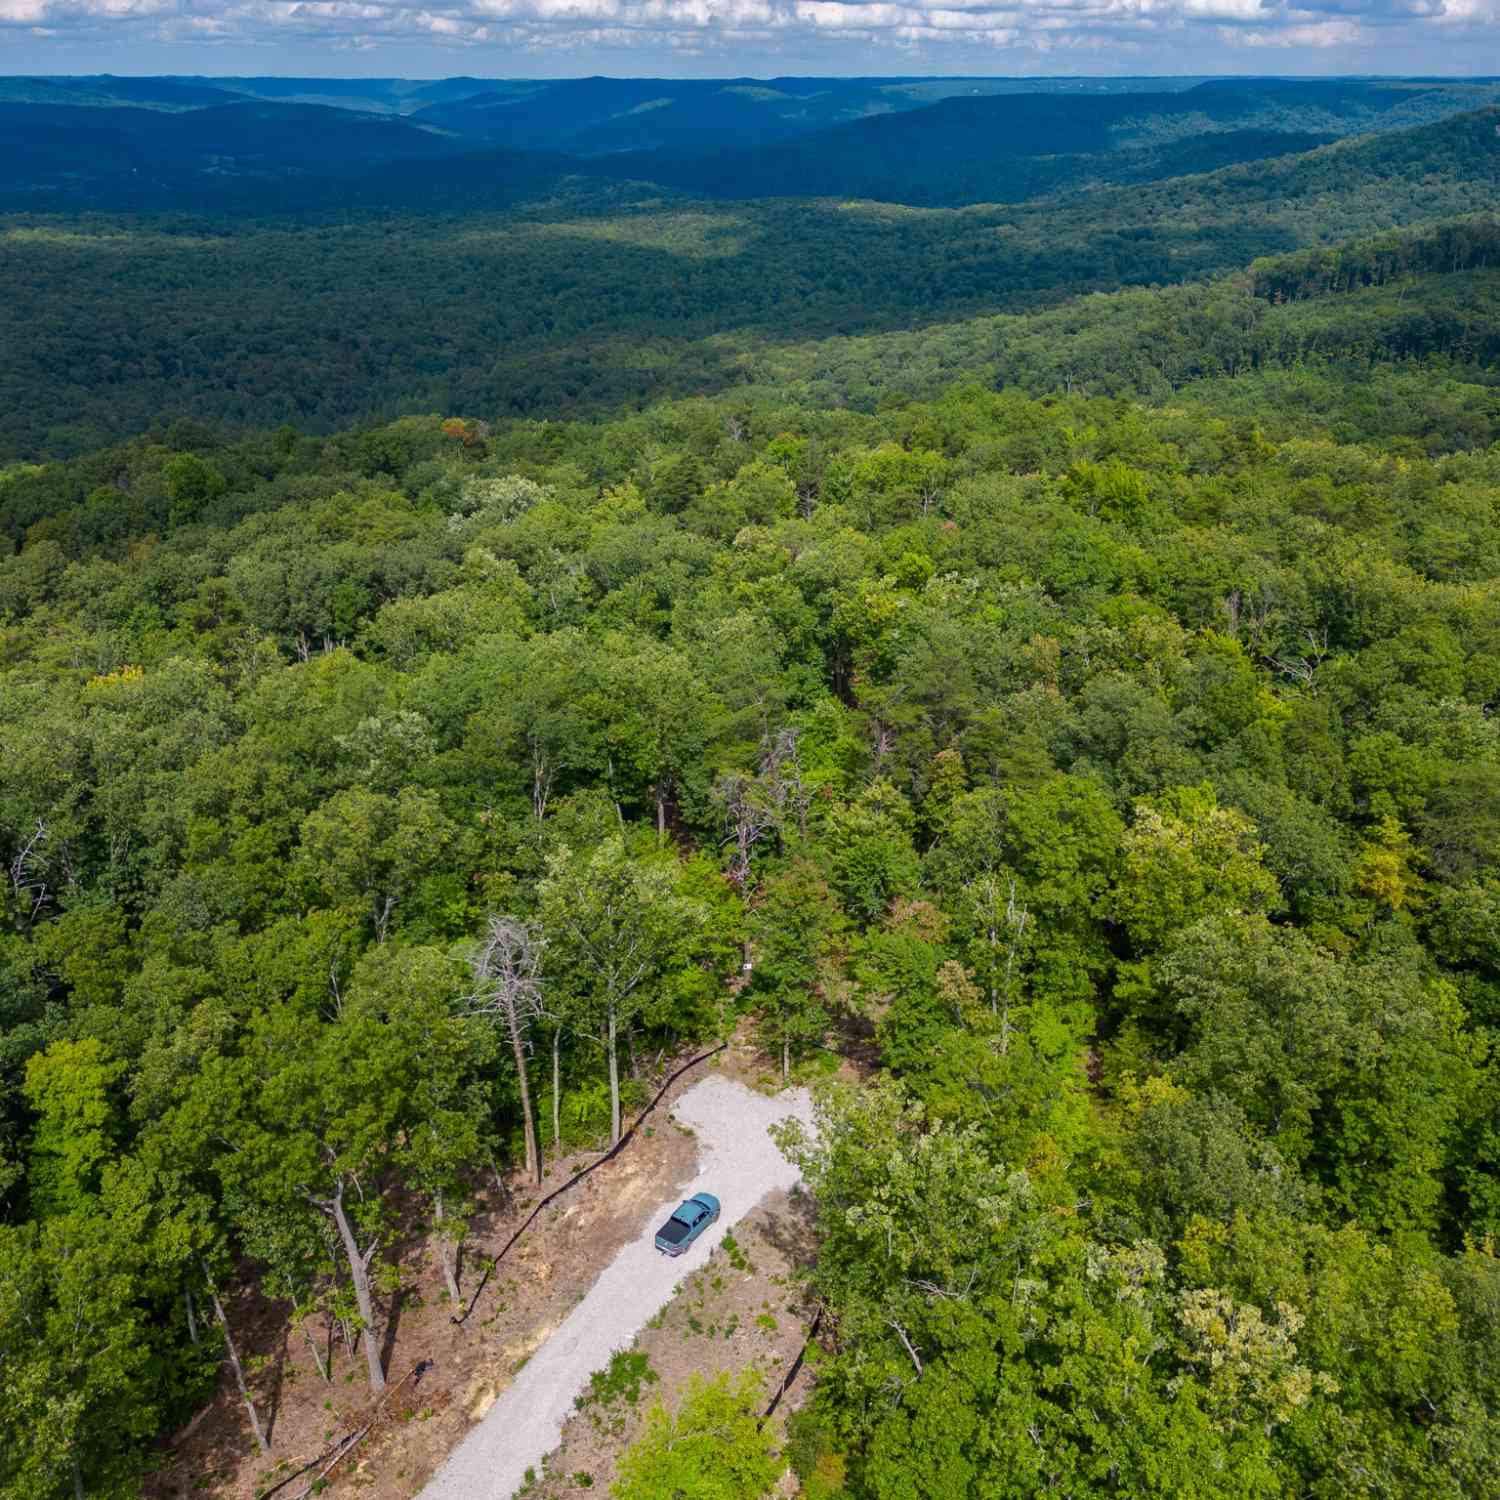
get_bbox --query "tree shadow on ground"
[755,1188,820,1291]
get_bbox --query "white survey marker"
[418,1075,815,1500]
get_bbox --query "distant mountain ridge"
[402,75,1197,154]
[0,70,1209,127]
[577,79,1500,204]
[0,75,244,110]
[0,74,1496,212]
[0,100,461,194]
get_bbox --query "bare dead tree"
[889,1319,925,1377]
[712,728,815,892]
[465,914,545,1185]
[904,1267,981,1303]
[965,872,1030,1054]
[527,726,557,823]
[1267,626,1331,691]
[713,772,780,888]
[761,727,813,840]
[372,893,398,946]
[1240,584,1283,655]
[8,817,52,922]
[713,729,816,980]
[1222,588,1242,637]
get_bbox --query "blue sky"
[3,0,1497,80]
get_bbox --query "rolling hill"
[0,99,464,198]
[585,78,1500,205]
[405,75,1205,155]
[4,73,1495,215]
[0,74,243,109]
[2,104,1497,457]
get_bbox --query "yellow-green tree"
[613,1371,779,1500]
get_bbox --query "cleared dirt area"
[145,1050,729,1500]
[523,1185,821,1498]
[419,1076,815,1500]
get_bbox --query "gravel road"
[419,1075,815,1500]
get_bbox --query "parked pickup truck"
[653,1193,721,1256]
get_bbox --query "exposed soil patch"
[417,1075,815,1500]
[717,1020,868,1096]
[145,1055,714,1500]
[524,1186,821,1499]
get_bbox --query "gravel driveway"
[418,1075,815,1500]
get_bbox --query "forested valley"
[2,72,1500,1500]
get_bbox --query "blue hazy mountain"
[0,74,1495,211]
[581,79,1500,204]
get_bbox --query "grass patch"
[576,1349,659,1434]
[720,1231,753,1273]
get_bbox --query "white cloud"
[2,0,1498,69]
[1236,16,1363,40]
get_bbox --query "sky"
[2,0,1498,80]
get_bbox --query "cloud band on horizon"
[2,0,1497,73]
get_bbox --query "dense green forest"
[4,106,1500,461]
[3,70,1500,1500]
[5,262,1500,1497]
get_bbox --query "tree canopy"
[1,88,1499,1500]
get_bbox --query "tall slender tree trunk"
[432,1191,462,1303]
[783,1034,790,1082]
[205,1270,270,1454]
[327,1185,386,1393]
[607,1001,621,1146]
[656,787,667,842]
[185,1287,200,1346]
[72,1458,84,1500]
[531,753,550,822]
[607,756,624,827]
[551,1027,562,1160]
[302,1319,331,1382]
[508,1011,540,1185]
